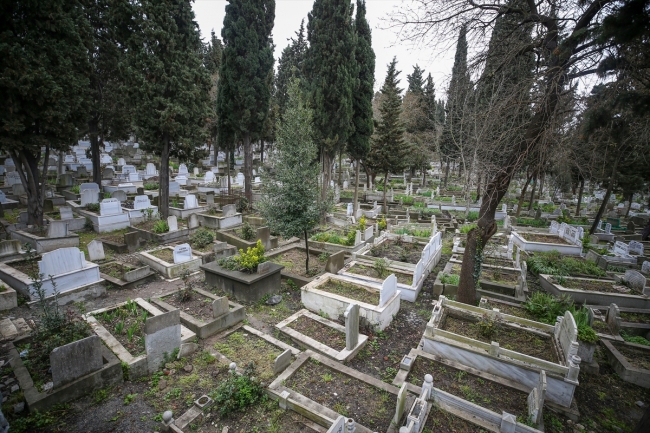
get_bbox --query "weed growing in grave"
[333,402,348,417]
[144,182,159,190]
[621,330,650,346]
[321,373,333,383]
[380,367,398,383]
[86,202,100,212]
[93,387,110,404]
[152,219,169,233]
[190,227,214,249]
[318,309,329,319]
[123,393,137,405]
[218,240,266,273]
[208,362,266,416]
[440,273,460,285]
[373,258,391,279]
[286,279,298,291]
[318,251,331,262]
[6,403,71,433]
[477,314,500,339]
[460,223,477,234]
[526,250,606,277]
[176,270,193,302]
[240,222,255,241]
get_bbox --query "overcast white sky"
[192,0,456,95]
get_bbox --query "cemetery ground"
[1,231,648,433]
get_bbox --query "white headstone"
[204,171,215,183]
[642,261,650,275]
[173,243,192,264]
[344,303,360,350]
[100,154,113,164]
[178,164,188,175]
[380,274,398,307]
[60,206,74,220]
[117,158,126,166]
[134,195,152,210]
[167,215,178,231]
[80,189,98,206]
[605,223,612,234]
[87,240,105,261]
[624,270,647,291]
[47,221,68,238]
[188,213,199,229]
[145,163,158,175]
[175,175,187,186]
[111,190,127,202]
[613,241,629,257]
[169,182,180,195]
[122,165,136,174]
[184,194,198,209]
[222,204,236,217]
[346,203,353,216]
[0,190,6,203]
[629,241,644,256]
[100,198,122,216]
[39,247,85,277]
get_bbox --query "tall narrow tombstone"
[344,303,360,350]
[184,194,198,209]
[60,207,74,220]
[47,221,68,238]
[144,310,181,373]
[188,213,199,229]
[167,215,178,231]
[87,240,105,261]
[380,274,398,307]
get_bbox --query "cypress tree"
[275,21,308,118]
[127,0,211,219]
[0,0,90,225]
[217,0,275,203]
[407,65,425,95]
[348,0,375,213]
[304,0,356,201]
[366,58,408,212]
[440,25,471,186]
[424,73,437,132]
[204,30,223,164]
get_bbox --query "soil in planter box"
[319,280,380,305]
[16,319,92,393]
[94,301,147,357]
[480,269,519,285]
[369,239,422,264]
[442,314,558,363]
[408,356,528,420]
[557,278,641,295]
[592,320,615,336]
[161,290,216,322]
[286,315,346,351]
[213,330,284,380]
[7,260,38,277]
[149,248,174,263]
[268,249,324,277]
[614,344,650,370]
[423,404,490,433]
[284,359,397,432]
[620,311,650,324]
[348,263,412,285]
[98,228,128,245]
[484,302,537,321]
[520,233,572,245]
[100,262,135,280]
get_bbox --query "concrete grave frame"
[196,210,243,229]
[0,240,24,263]
[265,243,328,288]
[200,260,284,303]
[338,259,423,303]
[8,228,79,254]
[67,199,131,233]
[307,229,366,253]
[0,281,17,311]
[423,297,580,407]
[168,202,209,219]
[300,273,401,331]
[215,225,279,251]
[137,246,202,279]
[601,339,650,388]
[84,298,196,379]
[7,336,123,412]
[99,261,154,289]
[150,287,245,338]
[391,348,551,432]
[510,231,583,255]
[538,274,650,309]
[276,309,368,362]
[267,350,406,433]
[43,212,87,231]
[129,221,193,244]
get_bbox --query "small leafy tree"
[258,79,330,272]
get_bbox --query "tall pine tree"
[440,25,471,186]
[217,0,275,202]
[127,0,211,219]
[407,65,425,95]
[348,0,375,213]
[304,0,356,201]
[204,30,223,164]
[0,0,90,225]
[366,58,408,212]
[275,20,308,119]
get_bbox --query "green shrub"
[86,203,100,212]
[393,227,431,237]
[144,183,159,190]
[152,220,169,233]
[516,218,548,228]
[440,273,460,285]
[621,331,650,346]
[70,185,80,194]
[524,292,574,324]
[378,216,387,231]
[526,250,606,277]
[219,240,266,273]
[466,211,479,222]
[460,224,477,234]
[190,228,214,249]
[240,222,255,241]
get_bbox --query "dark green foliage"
[526,250,606,277]
[407,64,425,95]
[621,330,650,346]
[524,292,574,325]
[240,222,255,241]
[126,0,211,219]
[0,0,90,225]
[424,73,438,132]
[209,363,266,416]
[190,228,214,249]
[275,20,308,118]
[304,0,357,168]
[348,0,375,162]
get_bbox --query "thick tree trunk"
[58,150,64,177]
[243,132,253,203]
[589,158,618,236]
[538,171,545,197]
[527,173,537,211]
[443,157,451,187]
[260,140,264,164]
[353,162,360,213]
[337,151,343,187]
[625,193,633,217]
[476,175,481,199]
[321,152,333,202]
[10,147,46,226]
[304,230,310,273]
[160,134,170,219]
[382,172,389,213]
[575,178,585,217]
[89,119,101,185]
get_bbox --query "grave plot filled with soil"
[100,262,136,279]
[556,278,641,295]
[480,269,519,285]
[161,290,215,322]
[423,404,490,433]
[407,356,528,420]
[620,311,650,324]
[268,249,324,277]
[591,320,615,336]
[368,239,422,264]
[286,315,346,351]
[213,330,284,380]
[284,359,397,432]
[148,248,174,263]
[318,280,380,305]
[519,233,571,245]
[613,344,650,370]
[347,263,412,285]
[93,301,148,357]
[483,303,536,321]
[6,260,37,276]
[441,315,558,363]
[97,229,128,245]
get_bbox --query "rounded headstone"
[229,362,237,372]
[424,374,433,384]
[163,410,173,422]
